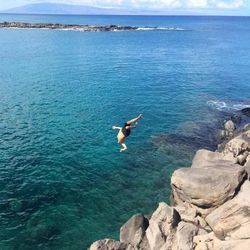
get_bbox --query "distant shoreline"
[0,21,186,32]
[0,21,139,32]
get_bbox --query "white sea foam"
[207,100,250,111]
[136,27,186,31]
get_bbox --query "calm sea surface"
[0,14,250,249]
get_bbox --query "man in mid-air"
[112,114,143,152]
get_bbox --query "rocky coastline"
[89,107,250,250]
[0,21,169,32]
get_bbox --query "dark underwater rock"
[231,114,242,124]
[241,107,250,117]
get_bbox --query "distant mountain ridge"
[2,2,203,15]
[2,3,163,15]
[3,2,244,16]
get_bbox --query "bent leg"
[120,143,127,152]
[112,126,122,130]
[126,114,143,125]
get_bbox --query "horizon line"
[0,12,250,17]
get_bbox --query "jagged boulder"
[222,130,250,162]
[120,214,149,248]
[218,119,236,141]
[171,165,246,215]
[89,239,133,250]
[193,232,215,250]
[146,202,180,250]
[205,181,250,240]
[237,151,249,165]
[176,221,198,250]
[175,203,197,223]
[224,120,236,133]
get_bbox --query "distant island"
[0,21,185,32]
[1,2,248,16]
[1,3,198,15]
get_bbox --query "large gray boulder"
[191,149,234,169]
[146,202,180,250]
[89,239,133,250]
[205,180,250,240]
[176,221,198,250]
[120,214,149,248]
[171,165,246,214]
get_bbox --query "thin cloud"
[52,0,246,9]
[215,0,244,9]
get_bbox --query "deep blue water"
[0,14,250,250]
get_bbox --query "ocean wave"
[207,100,250,111]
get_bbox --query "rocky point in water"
[89,108,250,250]
[0,21,164,32]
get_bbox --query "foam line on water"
[136,27,186,31]
[207,100,250,111]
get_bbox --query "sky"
[0,0,250,15]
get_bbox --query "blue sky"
[0,0,250,15]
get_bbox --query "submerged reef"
[90,108,250,250]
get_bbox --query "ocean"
[0,14,250,249]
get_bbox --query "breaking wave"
[136,27,186,31]
[207,100,250,111]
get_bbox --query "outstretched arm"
[126,114,143,125]
[127,122,139,129]
[112,126,122,130]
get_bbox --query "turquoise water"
[0,15,250,249]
